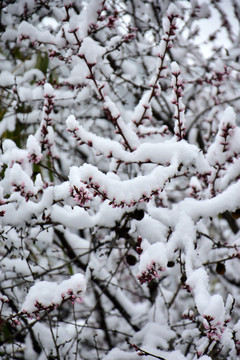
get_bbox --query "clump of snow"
[187,268,210,313]
[171,61,180,76]
[18,21,56,44]
[67,59,90,84]
[204,294,225,325]
[21,273,86,316]
[79,37,104,63]
[9,163,34,194]
[44,83,55,97]
[167,3,180,17]
[66,114,79,131]
[207,107,238,166]
[26,135,42,163]
[137,241,168,283]
[0,70,14,86]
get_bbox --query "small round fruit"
[181,274,187,284]
[216,262,226,275]
[126,254,137,266]
[231,209,240,220]
[167,261,175,268]
[131,209,145,221]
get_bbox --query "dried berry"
[126,254,137,266]
[231,209,240,220]
[181,274,187,284]
[216,262,226,275]
[131,209,145,221]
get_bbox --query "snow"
[21,273,86,315]
[162,17,171,33]
[134,322,175,350]
[1,1,240,359]
[67,120,210,171]
[132,90,153,124]
[79,37,104,63]
[138,241,168,274]
[171,61,180,75]
[148,177,240,225]
[51,204,94,229]
[1,28,17,42]
[167,3,180,17]
[0,70,14,86]
[44,83,55,97]
[204,294,225,324]
[66,114,79,131]
[18,21,56,44]
[26,135,43,163]
[0,258,41,278]
[103,96,140,149]
[69,161,179,206]
[67,59,90,84]
[9,163,34,193]
[103,349,139,360]
[68,0,103,39]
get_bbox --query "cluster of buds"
[70,174,159,208]
[123,32,136,42]
[182,309,196,321]
[188,183,201,199]
[43,93,55,125]
[39,91,56,157]
[136,126,169,139]
[195,66,229,87]
[110,188,158,208]
[63,288,84,305]
[137,261,165,284]
[0,296,20,328]
[0,295,9,304]
[196,170,212,189]
[12,182,34,202]
[22,301,58,320]
[171,63,186,141]
[0,288,84,329]
[106,9,119,29]
[27,152,43,164]
[103,107,120,126]
[194,66,230,105]
[128,342,146,356]
[212,66,230,98]
[163,13,179,49]
[125,338,159,358]
[70,185,92,207]
[1,315,21,328]
[22,288,83,320]
[188,177,202,199]
[11,318,20,327]
[203,315,225,342]
[136,236,143,255]
[232,246,240,260]
[89,3,118,33]
[219,122,236,154]
[63,1,119,36]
